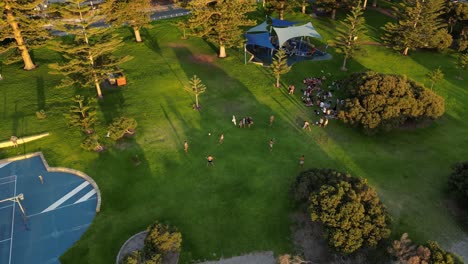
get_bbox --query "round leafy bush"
[143,222,182,259]
[108,117,137,141]
[293,168,391,254]
[338,72,445,133]
[80,134,103,152]
[426,241,465,264]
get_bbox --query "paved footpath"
[198,251,276,264]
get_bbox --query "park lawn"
[0,14,467,264]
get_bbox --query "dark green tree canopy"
[337,71,445,132]
[292,168,391,254]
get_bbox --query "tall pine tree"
[270,49,291,87]
[315,0,354,20]
[186,0,255,58]
[332,4,366,71]
[0,0,50,70]
[102,0,152,42]
[49,0,131,98]
[382,0,452,56]
[266,0,299,20]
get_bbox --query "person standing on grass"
[184,140,189,153]
[269,139,274,152]
[270,115,275,126]
[323,118,329,128]
[10,136,18,148]
[219,133,224,144]
[232,115,236,126]
[302,121,311,131]
[299,155,305,168]
[207,155,214,166]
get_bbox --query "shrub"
[426,241,465,264]
[388,233,431,263]
[448,162,468,209]
[338,72,445,133]
[64,95,97,133]
[36,110,47,120]
[121,250,141,264]
[293,168,391,254]
[108,117,137,141]
[143,222,182,259]
[388,234,465,264]
[80,134,104,152]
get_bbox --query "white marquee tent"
[273,22,322,47]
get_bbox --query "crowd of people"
[296,76,343,128]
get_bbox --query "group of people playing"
[183,113,309,167]
[237,116,254,128]
[183,75,347,167]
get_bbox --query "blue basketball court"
[0,155,98,264]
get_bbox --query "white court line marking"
[27,197,97,218]
[74,189,96,204]
[0,238,11,243]
[42,182,90,213]
[0,204,13,210]
[0,162,11,169]
[9,176,17,264]
[0,180,15,186]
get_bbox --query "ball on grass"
[208,133,211,136]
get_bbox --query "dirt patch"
[197,251,275,264]
[369,7,397,18]
[290,212,377,264]
[191,54,215,64]
[166,43,189,48]
[116,231,179,264]
[114,141,133,150]
[450,237,468,262]
[290,212,332,263]
[361,41,383,46]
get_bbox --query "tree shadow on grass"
[60,138,158,264]
[202,39,219,57]
[36,76,45,110]
[169,45,340,262]
[98,88,126,124]
[141,27,161,54]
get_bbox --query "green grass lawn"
[0,12,467,264]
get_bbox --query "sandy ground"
[450,236,468,262]
[197,251,276,264]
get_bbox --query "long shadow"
[161,104,183,145]
[12,101,23,136]
[141,27,161,54]
[202,39,219,56]
[98,88,126,124]
[36,76,45,110]
[61,139,156,264]
[170,45,337,261]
